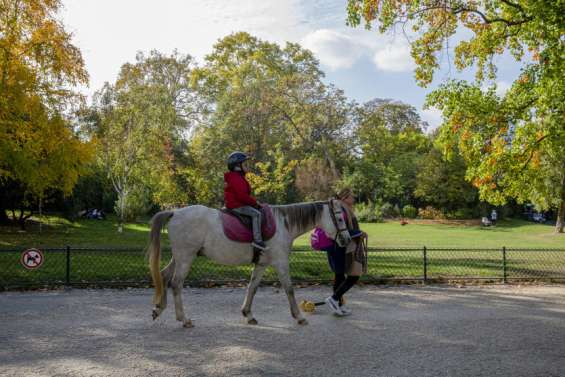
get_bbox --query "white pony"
[147,200,351,327]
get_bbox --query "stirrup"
[251,241,269,251]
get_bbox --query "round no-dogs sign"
[21,248,44,270]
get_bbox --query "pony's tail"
[147,210,174,307]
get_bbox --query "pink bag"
[310,227,334,250]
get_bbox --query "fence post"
[66,245,71,287]
[502,246,507,284]
[423,246,428,284]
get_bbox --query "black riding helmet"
[227,151,250,171]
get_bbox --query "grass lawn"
[0,214,157,249]
[1,213,563,288]
[1,213,564,249]
[297,220,565,249]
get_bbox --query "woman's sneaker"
[325,296,344,316]
[339,305,352,316]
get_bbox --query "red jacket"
[224,171,258,209]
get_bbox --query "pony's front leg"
[241,264,267,325]
[273,261,308,325]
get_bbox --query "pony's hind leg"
[159,259,175,310]
[152,259,175,320]
[273,260,308,325]
[171,254,196,328]
[241,264,267,325]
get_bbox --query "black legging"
[332,273,359,303]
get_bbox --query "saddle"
[220,205,277,243]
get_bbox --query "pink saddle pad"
[221,205,277,243]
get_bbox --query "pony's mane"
[272,201,326,233]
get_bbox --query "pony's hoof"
[182,319,194,328]
[247,318,258,325]
[152,309,160,320]
[298,318,308,325]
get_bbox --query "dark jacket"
[224,171,258,209]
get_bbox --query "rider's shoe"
[252,241,269,250]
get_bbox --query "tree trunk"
[321,138,340,181]
[0,186,9,224]
[555,172,565,233]
[556,200,564,233]
[111,176,127,234]
[18,217,26,230]
[39,197,43,234]
[117,188,127,234]
[16,206,34,231]
[0,201,8,224]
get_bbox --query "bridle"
[327,199,350,247]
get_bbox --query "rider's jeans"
[232,206,263,243]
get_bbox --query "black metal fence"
[1,246,565,289]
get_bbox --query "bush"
[418,206,445,220]
[60,169,116,219]
[402,205,417,219]
[354,202,383,223]
[381,202,400,218]
[501,205,515,219]
[447,208,475,219]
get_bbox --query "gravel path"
[1,285,564,377]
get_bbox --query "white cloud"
[61,0,503,112]
[301,28,418,74]
[301,29,365,70]
[481,80,512,96]
[495,81,512,96]
[61,0,307,96]
[372,41,415,72]
[420,106,443,131]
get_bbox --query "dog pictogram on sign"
[21,248,44,270]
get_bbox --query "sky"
[60,0,523,129]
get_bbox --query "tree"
[347,0,565,232]
[415,144,478,212]
[246,145,298,203]
[189,32,354,205]
[428,80,564,229]
[295,158,339,200]
[88,51,200,229]
[349,99,430,205]
[0,0,92,227]
[62,166,116,217]
[113,51,200,209]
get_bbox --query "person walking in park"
[491,209,498,226]
[315,188,366,316]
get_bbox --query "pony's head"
[320,199,352,247]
